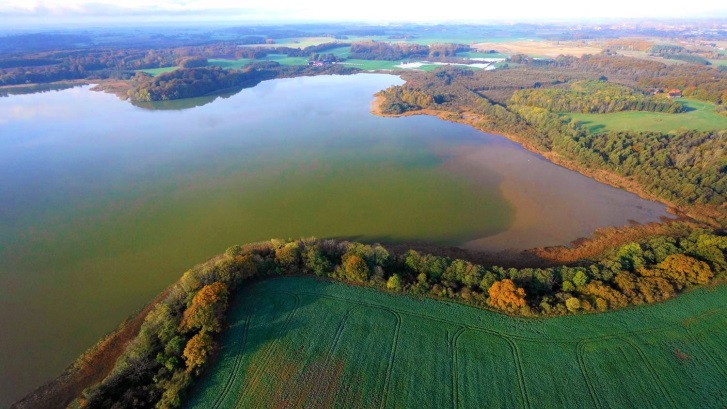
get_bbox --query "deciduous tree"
[488,279,526,311]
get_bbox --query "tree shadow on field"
[189,278,328,403]
[679,104,696,113]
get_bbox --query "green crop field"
[567,99,727,133]
[458,51,509,59]
[340,59,404,71]
[188,277,727,409]
[326,46,351,58]
[208,58,253,69]
[137,66,179,76]
[258,54,310,66]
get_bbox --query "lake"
[0,73,670,405]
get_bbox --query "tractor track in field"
[274,291,711,346]
[450,327,466,409]
[617,336,678,408]
[304,305,361,405]
[233,294,301,409]
[379,309,402,409]
[453,328,530,409]
[324,305,401,408]
[576,340,602,409]
[210,313,251,409]
[213,287,726,409]
[682,306,727,382]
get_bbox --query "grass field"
[258,54,310,66]
[188,277,727,408]
[567,99,727,133]
[137,54,309,75]
[137,66,179,76]
[326,46,351,59]
[208,58,253,69]
[340,59,404,70]
[458,51,509,59]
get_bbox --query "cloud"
[0,0,724,21]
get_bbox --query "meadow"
[188,277,727,408]
[138,66,180,76]
[567,99,727,133]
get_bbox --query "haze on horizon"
[0,0,725,28]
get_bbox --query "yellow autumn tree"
[656,254,713,288]
[488,279,526,311]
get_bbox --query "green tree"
[573,271,589,287]
[386,274,402,291]
[565,297,581,312]
[304,246,333,276]
[562,280,575,292]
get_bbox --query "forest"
[81,227,727,407]
[127,66,274,102]
[127,63,357,102]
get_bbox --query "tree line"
[349,41,469,60]
[0,42,351,87]
[81,228,726,407]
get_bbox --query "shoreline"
[370,94,717,227]
[11,288,171,409]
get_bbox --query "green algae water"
[0,74,669,405]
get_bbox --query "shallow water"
[0,73,670,404]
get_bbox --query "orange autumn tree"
[179,282,229,334]
[342,253,370,282]
[488,279,527,311]
[183,332,213,371]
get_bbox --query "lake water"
[0,74,670,405]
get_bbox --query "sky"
[0,0,725,26]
